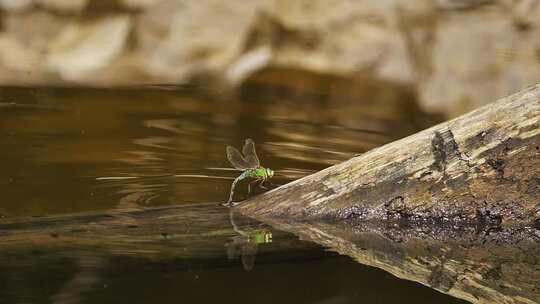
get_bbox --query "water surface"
[0,84,473,304]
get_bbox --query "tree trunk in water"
[238,84,540,227]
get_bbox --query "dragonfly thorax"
[246,167,272,179]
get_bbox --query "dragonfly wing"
[242,138,260,168]
[226,146,251,170]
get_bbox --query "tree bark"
[238,84,540,227]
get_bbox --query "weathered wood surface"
[238,84,540,227]
[259,217,540,304]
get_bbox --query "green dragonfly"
[226,139,274,206]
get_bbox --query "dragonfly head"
[265,168,274,178]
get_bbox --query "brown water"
[0,84,470,304]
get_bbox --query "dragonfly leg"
[259,177,269,189]
[249,178,264,194]
[227,176,243,206]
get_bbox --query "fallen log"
[238,84,540,227]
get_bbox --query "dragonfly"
[226,139,274,206]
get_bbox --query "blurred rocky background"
[0,0,539,117]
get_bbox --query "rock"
[137,0,262,80]
[120,0,162,9]
[510,0,540,29]
[419,8,540,116]
[0,11,67,83]
[0,0,33,12]
[36,0,88,12]
[47,15,131,81]
[3,11,66,50]
[0,0,89,12]
[225,46,272,85]
[0,0,539,117]
[260,0,428,84]
[0,11,69,83]
[434,0,494,10]
[0,34,39,71]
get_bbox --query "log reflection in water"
[250,217,540,304]
[0,204,319,262]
